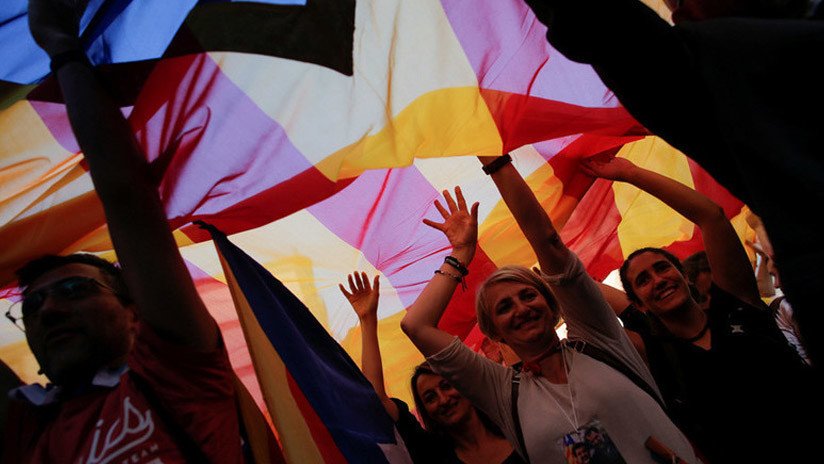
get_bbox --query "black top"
[621,286,818,462]
[391,398,525,464]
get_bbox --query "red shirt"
[4,324,243,464]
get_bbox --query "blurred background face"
[768,258,782,288]
[415,373,474,429]
[690,269,712,310]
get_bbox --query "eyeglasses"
[5,276,117,332]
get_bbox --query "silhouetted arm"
[28,0,218,349]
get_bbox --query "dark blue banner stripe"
[205,224,396,463]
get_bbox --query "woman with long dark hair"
[340,272,523,464]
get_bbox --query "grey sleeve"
[426,337,518,441]
[543,253,659,395]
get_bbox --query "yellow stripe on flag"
[217,252,326,464]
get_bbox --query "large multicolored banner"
[1,0,750,418]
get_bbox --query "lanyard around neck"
[544,343,580,431]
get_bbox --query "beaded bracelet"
[444,256,469,276]
[434,269,467,290]
[482,153,512,175]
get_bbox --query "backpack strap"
[510,366,531,464]
[509,340,670,463]
[769,295,786,314]
[569,339,669,414]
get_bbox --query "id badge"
[559,419,626,464]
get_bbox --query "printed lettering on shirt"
[80,396,159,464]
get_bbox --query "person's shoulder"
[619,304,652,333]
[708,284,768,314]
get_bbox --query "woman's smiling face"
[415,373,474,428]
[485,281,558,351]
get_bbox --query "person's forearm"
[359,315,400,420]
[359,315,387,397]
[755,255,776,298]
[403,254,469,330]
[55,61,217,349]
[623,166,724,226]
[480,158,569,274]
[401,254,470,356]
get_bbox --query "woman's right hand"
[423,187,479,263]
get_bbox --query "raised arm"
[400,187,478,356]
[28,0,217,349]
[339,272,399,421]
[477,156,569,274]
[581,156,762,307]
[748,240,777,299]
[523,0,705,160]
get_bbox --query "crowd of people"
[1,0,820,462]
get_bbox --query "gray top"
[428,252,696,463]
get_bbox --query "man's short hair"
[16,254,133,305]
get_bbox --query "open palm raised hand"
[423,186,479,260]
[339,272,380,320]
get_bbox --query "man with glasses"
[5,255,135,388]
[0,0,245,462]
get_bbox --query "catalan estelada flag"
[201,221,411,464]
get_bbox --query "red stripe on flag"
[687,158,743,216]
[562,178,625,281]
[285,371,348,464]
[549,137,642,200]
[179,168,356,242]
[479,89,643,153]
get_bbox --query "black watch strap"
[482,153,513,175]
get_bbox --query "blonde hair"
[475,265,559,341]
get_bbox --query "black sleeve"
[619,303,650,335]
[391,398,453,464]
[523,0,728,186]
